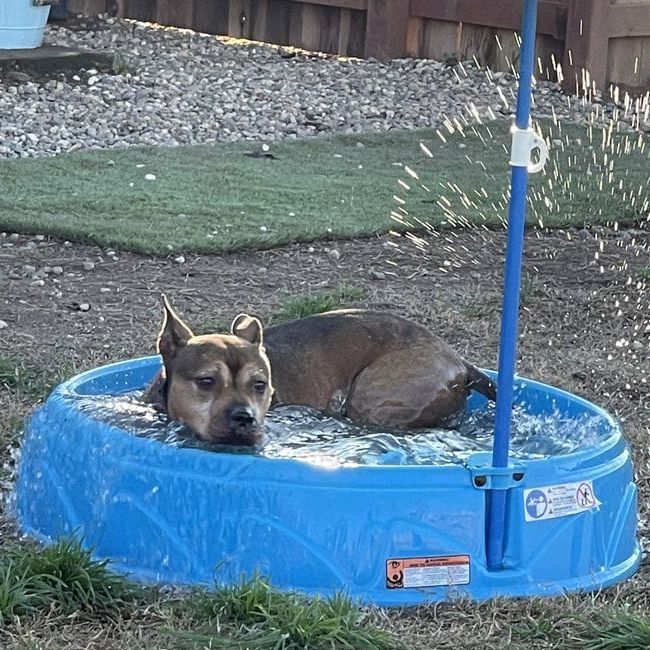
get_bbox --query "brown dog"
[144,297,496,446]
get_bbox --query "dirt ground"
[0,225,648,649]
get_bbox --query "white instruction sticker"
[524,480,600,522]
[386,555,470,589]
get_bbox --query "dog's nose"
[228,405,256,434]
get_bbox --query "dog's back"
[263,310,495,425]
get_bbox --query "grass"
[269,284,364,324]
[197,284,365,334]
[518,272,540,308]
[0,356,73,399]
[0,414,26,463]
[0,542,646,650]
[173,574,394,650]
[1,121,647,254]
[583,610,650,650]
[0,539,139,623]
[509,605,650,650]
[0,542,393,650]
[0,357,28,391]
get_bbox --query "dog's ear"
[157,295,194,359]
[231,313,263,346]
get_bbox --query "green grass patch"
[0,357,27,391]
[519,272,540,308]
[513,616,560,644]
[0,357,73,399]
[0,539,139,623]
[583,610,650,650]
[270,284,364,324]
[0,414,27,464]
[174,574,394,650]
[637,267,650,280]
[0,541,390,649]
[1,122,647,254]
[195,316,234,336]
[196,284,364,334]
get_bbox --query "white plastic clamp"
[509,125,549,174]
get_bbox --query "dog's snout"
[228,405,256,433]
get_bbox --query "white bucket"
[0,0,52,49]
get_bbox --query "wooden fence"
[67,0,650,93]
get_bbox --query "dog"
[144,297,496,446]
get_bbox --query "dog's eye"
[253,380,267,393]
[195,377,215,389]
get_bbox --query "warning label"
[386,555,470,589]
[524,480,600,522]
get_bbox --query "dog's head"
[155,297,273,446]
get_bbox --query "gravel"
[1,16,646,160]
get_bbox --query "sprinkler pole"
[486,0,540,571]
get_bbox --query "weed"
[175,574,395,650]
[519,273,538,308]
[0,357,73,399]
[196,317,233,336]
[271,284,364,323]
[0,563,52,622]
[196,285,363,334]
[111,52,137,76]
[584,609,650,650]
[0,358,31,392]
[0,539,140,623]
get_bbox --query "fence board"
[300,4,321,50]
[193,0,229,34]
[121,0,155,22]
[460,23,502,66]
[366,0,409,59]
[338,8,352,55]
[609,4,650,38]
[290,0,366,8]
[608,36,646,89]
[156,0,194,29]
[409,0,568,39]
[251,0,269,38]
[405,16,424,56]
[288,2,304,46]
[229,0,255,38]
[265,0,291,44]
[563,0,610,92]
[318,5,340,53]
[347,8,366,57]
[537,35,565,82]
[485,28,521,74]
[420,19,458,62]
[71,0,109,14]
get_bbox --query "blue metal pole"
[486,0,540,571]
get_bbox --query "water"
[68,390,611,467]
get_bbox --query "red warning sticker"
[386,555,470,589]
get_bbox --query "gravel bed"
[1,16,645,160]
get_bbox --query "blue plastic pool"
[15,356,640,605]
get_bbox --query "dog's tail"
[464,362,497,402]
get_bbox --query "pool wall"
[15,357,640,605]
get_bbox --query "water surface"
[68,390,610,467]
